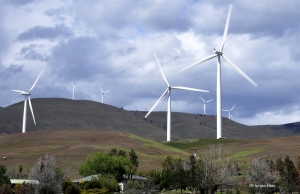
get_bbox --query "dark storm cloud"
[231,3,300,38]
[49,36,109,81]
[138,1,192,32]
[186,1,300,39]
[17,25,74,41]
[17,44,48,61]
[0,64,23,90]
[0,64,23,79]
[74,0,192,38]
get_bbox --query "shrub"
[0,184,12,194]
[63,179,80,194]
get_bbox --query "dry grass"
[0,129,189,180]
[1,98,300,141]
[1,129,299,180]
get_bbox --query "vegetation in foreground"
[1,140,300,193]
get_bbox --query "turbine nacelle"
[214,48,223,55]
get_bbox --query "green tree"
[118,150,127,157]
[108,148,117,156]
[128,149,139,179]
[187,155,198,191]
[296,155,300,191]
[18,165,23,179]
[276,156,299,193]
[161,156,188,193]
[0,165,10,185]
[79,152,131,182]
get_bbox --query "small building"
[10,179,39,185]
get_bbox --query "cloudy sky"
[1,0,299,125]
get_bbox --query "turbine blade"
[222,55,258,87]
[230,104,236,111]
[105,90,110,93]
[100,87,104,93]
[145,88,168,118]
[172,86,209,93]
[28,96,36,125]
[207,99,214,102]
[179,54,218,73]
[12,89,26,93]
[154,53,169,86]
[231,114,234,120]
[220,4,232,52]
[222,109,229,111]
[199,96,205,102]
[29,69,44,93]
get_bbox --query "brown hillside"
[0,130,189,180]
[0,98,167,141]
[1,98,300,140]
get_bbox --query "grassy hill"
[0,130,299,180]
[0,98,299,140]
[0,98,167,140]
[0,130,189,179]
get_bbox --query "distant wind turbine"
[100,87,109,103]
[72,81,76,100]
[199,96,213,115]
[223,104,236,119]
[179,4,257,139]
[145,53,209,141]
[11,69,44,133]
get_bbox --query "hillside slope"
[0,130,190,179]
[0,98,167,141]
[1,98,299,140]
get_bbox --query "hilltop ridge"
[0,98,299,140]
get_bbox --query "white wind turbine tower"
[179,4,257,139]
[199,96,213,115]
[11,69,44,133]
[100,87,109,103]
[223,104,235,119]
[145,53,209,141]
[72,81,76,100]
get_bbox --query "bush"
[63,179,80,194]
[81,188,108,194]
[0,184,12,194]
[126,180,145,190]
[12,183,35,194]
[40,186,55,194]
[83,174,119,192]
[0,165,10,185]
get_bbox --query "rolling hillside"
[0,130,299,180]
[0,130,190,179]
[0,98,299,140]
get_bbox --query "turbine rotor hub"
[214,50,223,55]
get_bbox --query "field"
[0,129,189,179]
[0,129,299,180]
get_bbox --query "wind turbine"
[11,69,44,133]
[223,104,235,119]
[72,81,76,100]
[179,4,257,139]
[199,96,213,115]
[145,53,209,141]
[100,87,109,103]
